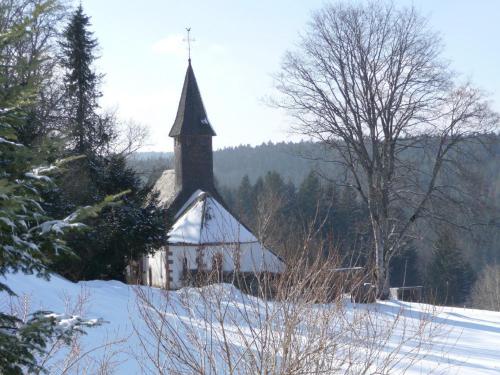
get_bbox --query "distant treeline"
[129,140,351,188]
[129,137,500,306]
[130,137,500,194]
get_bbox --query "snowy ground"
[3,272,500,374]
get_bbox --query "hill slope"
[130,138,500,191]
[3,272,500,374]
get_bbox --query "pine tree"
[334,186,370,260]
[0,8,101,372]
[59,4,110,155]
[282,178,298,223]
[390,245,421,287]
[48,5,166,281]
[236,175,255,226]
[51,155,167,281]
[426,230,475,305]
[263,171,286,196]
[297,171,322,224]
[0,0,67,147]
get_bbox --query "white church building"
[136,59,285,289]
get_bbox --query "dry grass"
[132,253,445,374]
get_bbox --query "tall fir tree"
[426,230,476,305]
[390,245,421,288]
[59,4,110,156]
[236,175,254,225]
[297,171,322,225]
[0,6,101,371]
[48,5,166,281]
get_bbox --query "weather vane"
[183,27,195,61]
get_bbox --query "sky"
[81,0,500,152]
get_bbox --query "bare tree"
[274,1,498,298]
[471,264,500,311]
[111,118,149,157]
[0,0,69,143]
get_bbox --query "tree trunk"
[373,219,391,300]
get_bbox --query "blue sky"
[81,0,500,152]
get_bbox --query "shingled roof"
[169,60,216,137]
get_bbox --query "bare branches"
[273,1,498,298]
[2,286,126,375]
[472,264,500,311]
[132,254,444,374]
[109,118,149,157]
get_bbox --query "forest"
[1,0,500,373]
[130,136,500,307]
[0,1,166,370]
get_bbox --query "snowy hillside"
[3,272,500,374]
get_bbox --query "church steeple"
[169,61,216,137]
[169,60,218,202]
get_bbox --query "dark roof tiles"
[169,61,216,137]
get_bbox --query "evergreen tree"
[59,4,110,155]
[390,245,421,287]
[236,174,254,223]
[51,155,167,280]
[282,178,298,223]
[47,5,166,281]
[0,9,100,372]
[253,176,264,202]
[426,230,476,305]
[297,171,322,224]
[219,184,235,210]
[334,186,370,261]
[263,170,286,196]
[257,171,291,247]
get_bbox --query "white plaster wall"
[146,249,168,288]
[144,242,285,290]
[239,242,285,273]
[168,242,284,289]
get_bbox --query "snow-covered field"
[3,272,500,374]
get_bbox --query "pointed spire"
[169,61,216,137]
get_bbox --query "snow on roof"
[151,169,177,207]
[174,189,205,219]
[168,192,258,244]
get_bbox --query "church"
[137,59,285,290]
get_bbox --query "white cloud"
[151,34,185,56]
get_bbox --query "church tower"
[140,53,286,289]
[168,60,219,206]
